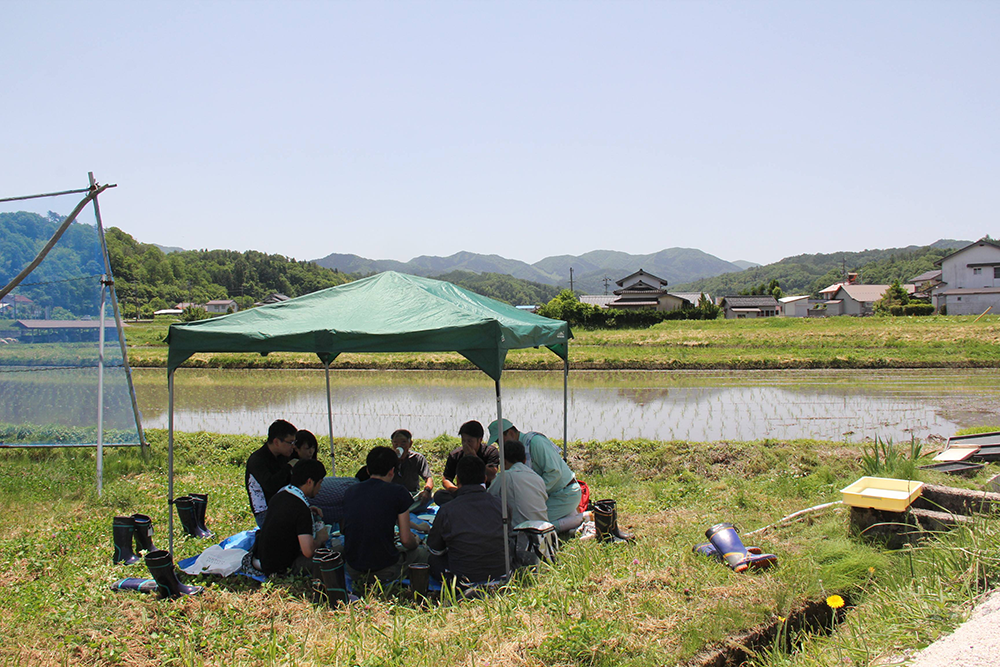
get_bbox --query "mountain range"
[312,248,748,294]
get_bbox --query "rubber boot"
[144,549,204,599]
[111,577,159,593]
[693,541,764,560]
[705,523,778,573]
[189,493,214,538]
[312,548,348,606]
[174,496,210,538]
[132,513,156,554]
[112,516,141,565]
[594,499,635,543]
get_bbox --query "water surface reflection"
[134,369,1000,442]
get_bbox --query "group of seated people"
[245,417,584,586]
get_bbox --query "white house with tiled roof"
[934,238,1000,315]
[579,270,697,312]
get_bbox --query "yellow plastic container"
[840,477,924,512]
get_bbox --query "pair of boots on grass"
[111,492,213,599]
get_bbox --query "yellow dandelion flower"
[826,594,845,609]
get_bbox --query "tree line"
[2,212,562,320]
[678,244,959,297]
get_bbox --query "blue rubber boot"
[706,523,778,573]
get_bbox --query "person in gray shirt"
[489,440,548,527]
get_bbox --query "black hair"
[295,430,318,454]
[291,458,326,486]
[502,439,526,464]
[366,446,399,477]
[267,419,297,444]
[391,429,412,441]
[458,420,484,439]
[456,455,486,486]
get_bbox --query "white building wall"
[944,293,1000,316]
[781,299,811,317]
[941,243,1000,290]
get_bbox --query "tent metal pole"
[168,369,175,555]
[90,172,147,455]
[496,373,510,574]
[97,275,107,496]
[325,361,335,475]
[562,356,569,460]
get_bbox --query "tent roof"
[165,271,571,379]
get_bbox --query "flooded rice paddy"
[131,368,1000,443]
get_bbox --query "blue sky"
[2,1,997,267]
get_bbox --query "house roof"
[579,295,615,308]
[260,293,290,304]
[838,284,915,302]
[779,295,811,303]
[819,282,846,295]
[206,299,236,306]
[910,269,942,282]
[731,307,762,313]
[934,238,1000,267]
[721,295,778,308]
[615,269,668,288]
[0,294,34,304]
[670,292,707,304]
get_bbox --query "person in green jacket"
[487,419,582,530]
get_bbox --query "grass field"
[2,430,999,666]
[115,315,1000,370]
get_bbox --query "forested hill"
[675,240,969,297]
[104,227,355,314]
[2,212,560,317]
[431,271,560,305]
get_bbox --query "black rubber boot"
[132,513,156,554]
[144,549,204,599]
[174,496,210,538]
[112,516,141,565]
[313,548,348,606]
[594,499,635,543]
[189,493,214,538]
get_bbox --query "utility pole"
[602,276,611,295]
[569,268,574,292]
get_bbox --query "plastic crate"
[841,477,924,512]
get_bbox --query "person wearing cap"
[487,419,582,527]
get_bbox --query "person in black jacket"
[255,458,328,576]
[246,419,297,527]
[427,455,507,583]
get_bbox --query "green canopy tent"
[165,271,573,569]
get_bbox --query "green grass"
[108,315,1000,370]
[2,429,999,665]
